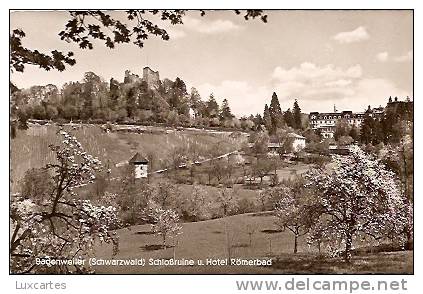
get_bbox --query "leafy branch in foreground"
[10,10,267,73]
[10,29,76,72]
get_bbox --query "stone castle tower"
[124,70,142,84]
[142,67,160,89]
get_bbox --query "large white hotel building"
[309,106,384,138]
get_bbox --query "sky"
[10,10,413,115]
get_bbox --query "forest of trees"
[11,72,313,139]
[332,100,414,146]
[10,71,251,133]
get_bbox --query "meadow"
[93,211,412,274]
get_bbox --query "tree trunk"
[268,238,272,255]
[224,220,231,261]
[294,234,298,254]
[173,239,178,259]
[190,168,194,184]
[344,232,353,262]
[404,223,413,250]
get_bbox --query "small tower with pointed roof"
[129,152,148,179]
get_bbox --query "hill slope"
[10,124,244,192]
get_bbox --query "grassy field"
[275,163,311,181]
[93,212,412,274]
[10,124,243,192]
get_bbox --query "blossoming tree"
[217,187,238,217]
[147,201,182,247]
[273,179,320,254]
[306,145,407,262]
[379,129,414,249]
[10,129,120,273]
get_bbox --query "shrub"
[301,154,331,167]
[179,185,212,222]
[19,168,53,204]
[237,198,257,214]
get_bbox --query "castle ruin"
[142,67,160,89]
[123,67,160,90]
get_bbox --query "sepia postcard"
[9,9,413,276]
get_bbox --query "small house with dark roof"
[129,152,149,179]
